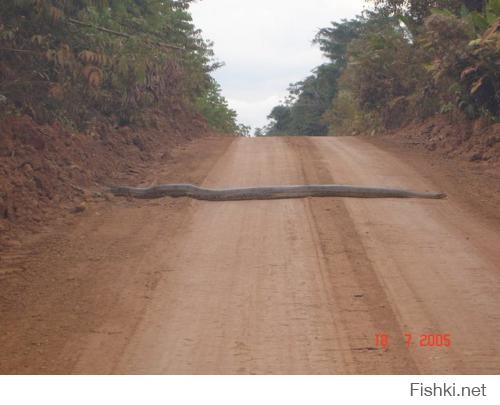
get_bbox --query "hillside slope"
[0,0,241,246]
[0,110,209,248]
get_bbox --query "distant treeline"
[0,0,243,134]
[262,0,499,136]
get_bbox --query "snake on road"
[108,184,446,201]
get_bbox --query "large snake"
[108,184,446,201]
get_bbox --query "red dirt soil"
[387,114,500,167]
[1,135,499,374]
[0,110,211,249]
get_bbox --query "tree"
[254,127,264,136]
[286,63,341,135]
[0,0,239,132]
[313,18,364,67]
[265,16,363,135]
[195,80,238,133]
[236,123,251,137]
[371,0,487,24]
[330,13,425,130]
[266,105,292,135]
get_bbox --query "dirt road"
[1,136,499,374]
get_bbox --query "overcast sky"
[190,0,369,131]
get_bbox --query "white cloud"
[190,0,368,130]
[228,95,283,130]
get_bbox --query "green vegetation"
[266,63,341,135]
[266,0,499,136]
[0,0,240,133]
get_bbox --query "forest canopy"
[0,0,242,134]
[265,0,499,136]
